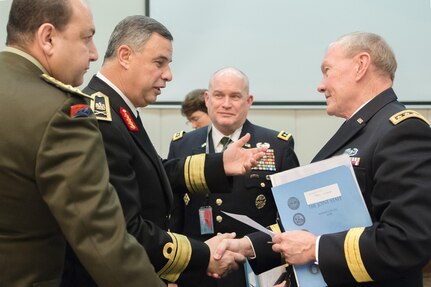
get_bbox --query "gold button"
[216,198,223,206]
[255,194,267,209]
[260,182,266,188]
[216,215,223,223]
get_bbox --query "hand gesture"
[223,133,267,175]
[272,230,317,265]
[205,233,246,279]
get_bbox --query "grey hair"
[334,31,397,81]
[103,15,173,61]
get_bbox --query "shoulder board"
[90,92,112,122]
[277,131,292,141]
[389,109,429,126]
[172,131,186,141]
[40,74,92,100]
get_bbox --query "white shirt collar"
[96,72,138,118]
[348,99,372,120]
[211,125,242,152]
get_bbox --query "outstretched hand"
[223,133,267,175]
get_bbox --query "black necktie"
[220,136,232,152]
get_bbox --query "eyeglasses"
[185,115,204,125]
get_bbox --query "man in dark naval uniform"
[61,16,266,287]
[168,67,300,287]
[214,32,431,287]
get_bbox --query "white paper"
[221,211,275,238]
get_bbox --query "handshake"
[204,232,255,279]
[204,229,318,279]
[166,230,317,287]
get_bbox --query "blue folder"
[271,156,372,287]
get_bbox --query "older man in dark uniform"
[168,67,299,287]
[215,32,431,287]
[0,0,166,286]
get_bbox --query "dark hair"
[6,0,72,45]
[181,89,208,117]
[104,15,173,61]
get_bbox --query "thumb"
[215,232,236,241]
[235,133,251,147]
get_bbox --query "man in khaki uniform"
[0,0,165,286]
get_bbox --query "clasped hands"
[204,232,246,279]
[206,230,318,279]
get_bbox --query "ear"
[117,44,133,69]
[37,23,56,56]
[204,90,210,106]
[247,94,254,106]
[355,52,371,81]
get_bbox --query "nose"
[221,96,231,107]
[317,81,325,93]
[162,66,173,82]
[89,41,99,62]
[191,122,198,129]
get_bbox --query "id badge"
[199,206,214,235]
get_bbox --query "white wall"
[150,0,431,103]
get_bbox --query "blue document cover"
[271,161,372,287]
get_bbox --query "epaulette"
[90,92,112,122]
[389,109,429,126]
[172,131,185,141]
[40,74,93,100]
[277,131,292,141]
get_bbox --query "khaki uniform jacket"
[0,50,164,287]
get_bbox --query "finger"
[214,240,228,260]
[218,232,236,240]
[253,150,267,162]
[236,133,251,147]
[233,251,246,264]
[272,243,282,253]
[207,272,222,279]
[272,233,282,243]
[230,261,240,272]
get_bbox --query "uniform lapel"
[86,76,173,207]
[240,120,255,148]
[189,126,208,154]
[312,88,398,162]
[87,76,161,169]
[312,119,362,162]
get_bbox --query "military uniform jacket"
[168,120,299,240]
[248,88,431,287]
[62,75,234,286]
[0,51,164,286]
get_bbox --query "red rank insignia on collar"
[119,107,139,131]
